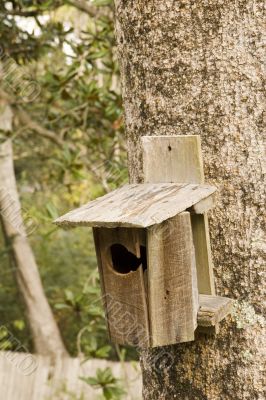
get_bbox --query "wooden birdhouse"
[55,136,233,348]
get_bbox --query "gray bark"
[114,1,265,399]
[0,140,68,358]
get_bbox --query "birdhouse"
[55,135,233,348]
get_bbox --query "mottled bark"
[114,1,265,399]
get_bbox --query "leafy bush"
[80,367,126,400]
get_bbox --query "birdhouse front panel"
[93,227,150,347]
[148,212,198,347]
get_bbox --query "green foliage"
[0,0,137,368]
[45,381,85,400]
[12,319,26,331]
[80,367,126,400]
[54,268,112,359]
[0,1,68,62]
[0,326,12,351]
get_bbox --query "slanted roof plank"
[55,183,216,228]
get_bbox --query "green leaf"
[45,202,59,219]
[93,0,113,6]
[64,289,75,303]
[103,387,113,400]
[95,345,111,358]
[79,376,99,387]
[13,320,25,331]
[54,303,71,310]
[0,327,8,340]
[97,367,115,384]
[89,50,109,60]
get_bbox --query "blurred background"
[0,1,140,399]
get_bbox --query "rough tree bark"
[114,1,265,399]
[0,140,68,358]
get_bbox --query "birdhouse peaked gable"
[55,182,216,229]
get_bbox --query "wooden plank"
[142,135,215,295]
[197,295,234,327]
[189,194,215,214]
[31,356,50,400]
[143,135,204,184]
[147,212,198,346]
[93,228,112,341]
[191,215,215,294]
[93,228,150,347]
[0,352,142,400]
[55,183,216,229]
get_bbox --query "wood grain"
[93,227,150,347]
[55,182,216,229]
[189,194,215,214]
[0,352,142,400]
[143,135,204,184]
[197,295,234,327]
[191,214,215,294]
[142,135,215,295]
[147,212,198,346]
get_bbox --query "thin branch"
[1,1,106,18]
[1,9,42,17]
[0,87,64,146]
[15,108,64,147]
[66,0,111,18]
[0,88,12,103]
[8,47,37,56]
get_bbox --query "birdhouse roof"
[55,183,216,229]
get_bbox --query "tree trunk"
[0,140,68,358]
[114,1,265,399]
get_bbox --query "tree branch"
[0,87,64,146]
[66,0,111,18]
[15,107,64,147]
[2,9,41,17]
[1,1,111,19]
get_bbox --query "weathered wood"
[189,194,215,214]
[93,228,112,340]
[147,212,198,346]
[55,182,216,229]
[142,135,215,295]
[93,227,150,347]
[0,352,142,400]
[197,295,234,328]
[143,135,204,184]
[191,215,215,295]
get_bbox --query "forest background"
[0,0,134,363]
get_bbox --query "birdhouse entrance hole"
[110,244,147,274]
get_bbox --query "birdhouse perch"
[55,135,233,348]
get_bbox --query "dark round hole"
[110,244,147,274]
[168,145,172,151]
